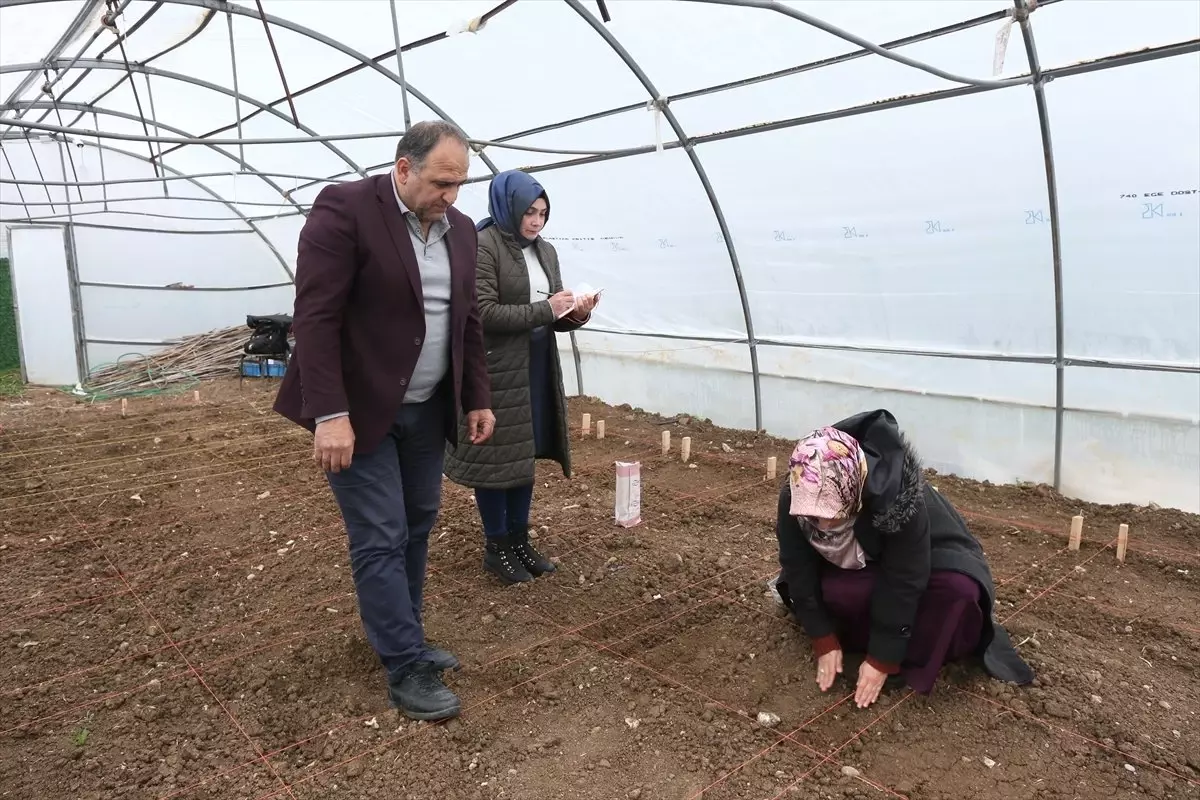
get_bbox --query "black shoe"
[510,527,556,577]
[484,535,533,584]
[388,661,461,721]
[423,643,460,672]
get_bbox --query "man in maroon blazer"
[274,120,494,721]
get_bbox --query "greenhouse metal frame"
[1,0,1198,511]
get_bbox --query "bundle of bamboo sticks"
[82,325,250,397]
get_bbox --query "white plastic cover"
[0,0,1197,510]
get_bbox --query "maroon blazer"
[273,174,491,453]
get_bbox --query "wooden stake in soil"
[1068,515,1083,551]
[661,430,671,455]
[193,390,201,404]
[766,456,777,480]
[582,413,591,437]
[120,398,128,418]
[680,436,691,463]
[596,420,606,439]
[1116,523,1129,563]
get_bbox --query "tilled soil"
[1,380,1197,800]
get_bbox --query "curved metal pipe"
[1014,0,1067,491]
[3,100,310,220]
[0,0,575,385]
[1,58,369,181]
[153,0,518,159]
[61,7,217,130]
[683,0,1031,89]
[151,0,506,175]
[0,0,104,118]
[0,111,647,155]
[563,0,763,430]
[22,133,296,281]
[40,1,174,127]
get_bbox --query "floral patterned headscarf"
[788,427,870,569]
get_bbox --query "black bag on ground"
[243,314,293,356]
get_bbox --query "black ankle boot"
[510,527,556,577]
[388,661,461,721]
[484,535,533,584]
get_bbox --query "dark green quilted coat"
[443,225,585,489]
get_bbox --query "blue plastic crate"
[240,354,289,378]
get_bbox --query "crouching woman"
[773,409,1033,708]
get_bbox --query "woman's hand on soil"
[855,661,887,708]
[816,649,842,692]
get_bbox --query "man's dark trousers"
[326,387,446,680]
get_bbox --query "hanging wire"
[104,0,161,176]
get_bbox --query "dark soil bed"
[1,380,1197,800]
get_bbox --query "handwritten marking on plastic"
[657,238,673,249]
[925,220,954,234]
[842,226,868,239]
[1025,210,1046,224]
[772,230,795,242]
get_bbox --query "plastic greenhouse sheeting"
[0,0,1197,512]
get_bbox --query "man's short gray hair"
[394,120,469,168]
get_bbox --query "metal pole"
[93,111,107,211]
[685,0,1030,88]
[226,10,246,168]
[0,113,639,154]
[23,135,55,212]
[569,330,584,396]
[54,138,89,382]
[63,221,89,381]
[0,144,32,218]
[569,327,1200,374]
[564,0,763,431]
[252,0,301,127]
[46,86,84,202]
[388,0,412,130]
[141,73,169,196]
[1014,0,1067,491]
[3,191,303,209]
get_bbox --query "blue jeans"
[326,390,445,679]
[475,483,535,539]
